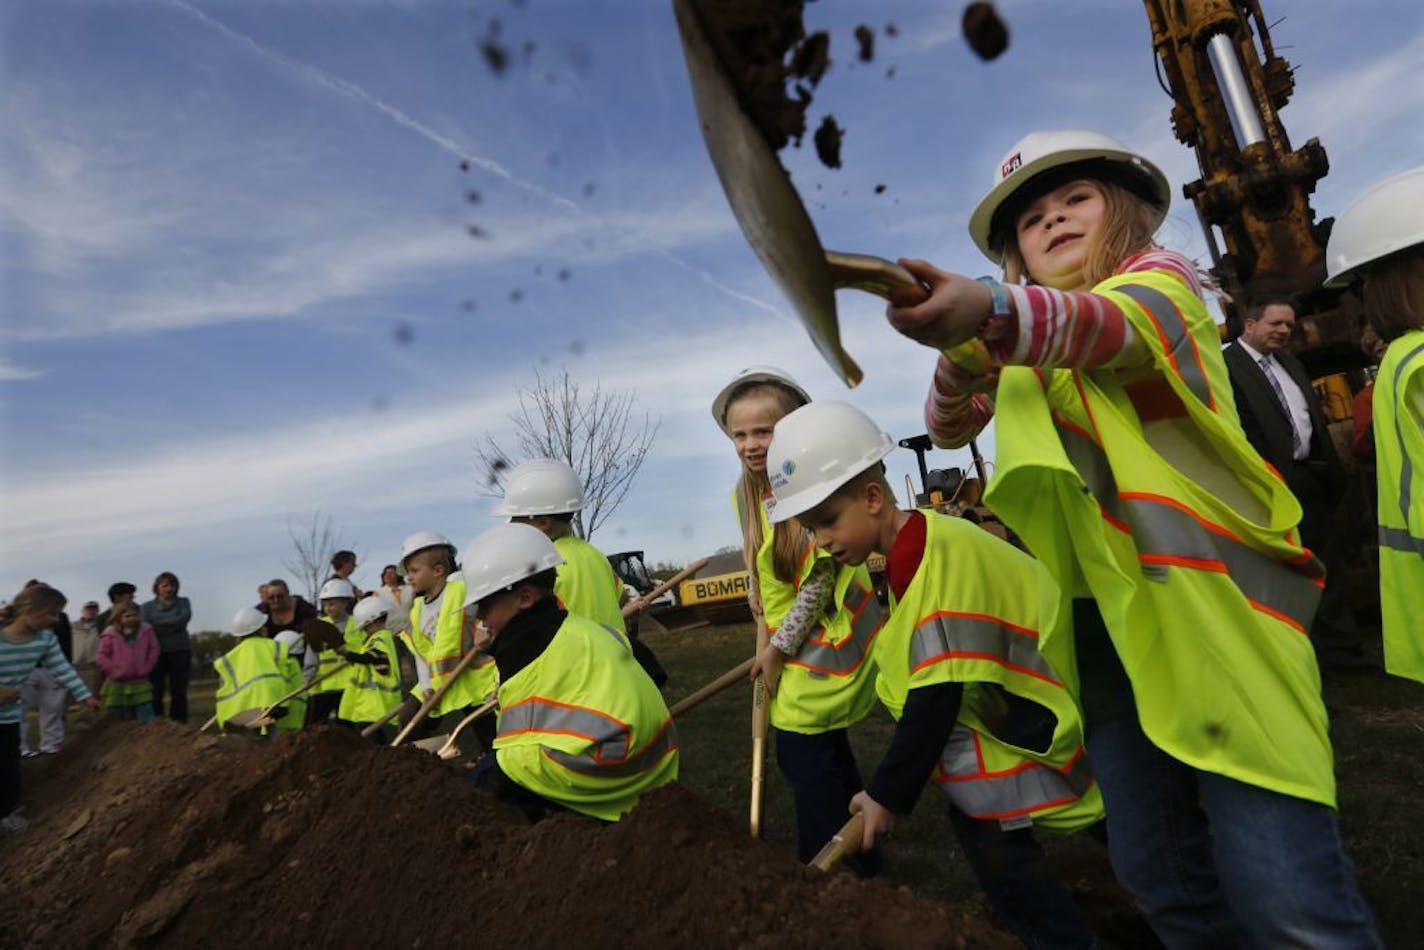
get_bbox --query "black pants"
[1,722,20,818]
[774,727,882,876]
[149,650,192,723]
[308,691,342,724]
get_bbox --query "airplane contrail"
[166,0,786,318]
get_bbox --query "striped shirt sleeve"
[769,557,836,655]
[923,249,1203,447]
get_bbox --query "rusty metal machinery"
[1142,0,1363,373]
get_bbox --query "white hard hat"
[460,523,565,607]
[766,401,895,523]
[230,605,268,639]
[274,629,305,655]
[968,129,1172,263]
[711,365,812,433]
[353,595,393,628]
[318,578,356,602]
[400,530,455,567]
[1324,166,1424,288]
[496,459,586,516]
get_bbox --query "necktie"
[1259,355,1303,457]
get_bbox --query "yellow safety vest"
[214,637,305,732]
[405,575,497,716]
[877,511,1102,831]
[494,612,679,820]
[985,266,1336,806]
[338,627,403,724]
[1373,328,1424,683]
[314,614,362,694]
[736,491,880,733]
[553,535,628,636]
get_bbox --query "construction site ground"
[5,621,1421,947]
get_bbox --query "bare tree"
[282,511,354,604]
[476,369,660,540]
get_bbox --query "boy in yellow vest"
[308,578,361,724]
[498,459,666,686]
[462,523,677,821]
[337,596,403,740]
[399,531,498,744]
[767,401,1101,947]
[215,606,305,735]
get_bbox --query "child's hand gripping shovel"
[410,698,498,758]
[390,645,485,748]
[808,814,865,872]
[620,557,711,618]
[670,0,993,388]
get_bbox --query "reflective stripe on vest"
[936,724,1095,820]
[497,698,679,778]
[1379,339,1424,557]
[909,612,1061,686]
[1052,412,1322,633]
[1113,283,1216,410]
[216,640,285,701]
[789,579,880,676]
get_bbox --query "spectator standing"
[258,579,320,677]
[374,564,414,634]
[71,601,102,694]
[18,579,74,757]
[3,584,99,833]
[325,550,363,599]
[141,572,193,723]
[97,604,159,721]
[96,582,137,634]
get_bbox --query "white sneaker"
[0,812,29,834]
[20,750,39,759]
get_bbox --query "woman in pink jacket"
[97,605,159,721]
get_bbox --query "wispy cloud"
[0,357,45,382]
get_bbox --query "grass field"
[20,621,1424,944]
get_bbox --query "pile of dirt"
[2,720,1013,948]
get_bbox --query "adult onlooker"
[1224,296,1361,667]
[17,579,74,756]
[373,564,413,633]
[71,601,102,694]
[1351,324,1389,461]
[96,582,137,635]
[325,550,363,599]
[258,579,318,635]
[141,572,193,723]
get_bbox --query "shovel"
[667,657,755,718]
[672,0,992,388]
[410,698,499,758]
[621,557,711,618]
[360,696,416,739]
[390,646,486,748]
[809,813,865,872]
[749,611,770,838]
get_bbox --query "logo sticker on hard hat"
[781,459,796,477]
[1001,153,1021,180]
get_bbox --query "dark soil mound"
[2,720,1012,948]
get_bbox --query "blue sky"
[3,0,1421,631]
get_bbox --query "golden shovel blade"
[410,733,451,753]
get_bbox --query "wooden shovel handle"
[667,657,754,718]
[257,661,351,719]
[809,813,865,872]
[391,646,483,747]
[749,612,770,838]
[435,699,499,757]
[361,697,415,738]
[622,557,711,618]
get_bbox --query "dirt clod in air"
[466,189,482,204]
[569,339,587,356]
[479,40,510,74]
[885,22,900,38]
[854,24,875,61]
[467,224,489,239]
[583,181,597,197]
[963,2,1010,61]
[459,159,471,172]
[393,321,415,345]
[556,268,571,282]
[813,114,844,169]
[509,289,524,303]
[875,183,887,194]
[789,30,830,86]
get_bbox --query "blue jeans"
[116,704,155,723]
[1073,600,1380,948]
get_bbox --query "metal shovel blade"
[411,733,451,753]
[672,0,861,386]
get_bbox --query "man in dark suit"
[1224,296,1362,667]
